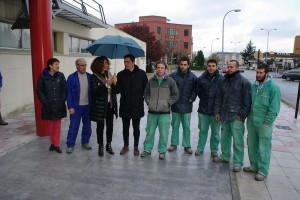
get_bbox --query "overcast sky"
[96,0,299,57]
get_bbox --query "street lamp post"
[261,28,277,62]
[230,41,241,52]
[222,9,241,66]
[211,38,219,55]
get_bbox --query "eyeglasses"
[78,64,87,67]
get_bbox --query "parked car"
[281,68,300,81]
[239,66,245,73]
[249,66,255,70]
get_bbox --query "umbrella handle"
[114,59,117,75]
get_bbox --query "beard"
[256,74,267,83]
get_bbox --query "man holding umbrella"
[112,54,148,156]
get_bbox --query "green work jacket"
[248,77,281,126]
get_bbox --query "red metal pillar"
[29,0,53,136]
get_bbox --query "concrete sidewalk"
[0,101,299,200]
[236,103,300,200]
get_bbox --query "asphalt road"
[192,69,300,111]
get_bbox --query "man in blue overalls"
[66,58,92,154]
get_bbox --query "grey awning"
[12,0,107,29]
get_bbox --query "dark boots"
[98,145,104,157]
[49,144,62,153]
[98,144,114,156]
[54,146,62,153]
[49,144,55,151]
[0,113,8,125]
[106,143,114,155]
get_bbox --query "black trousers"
[96,106,114,145]
[122,117,141,147]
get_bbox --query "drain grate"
[275,125,293,130]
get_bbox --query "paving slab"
[0,101,234,200]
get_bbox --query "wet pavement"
[0,99,299,199]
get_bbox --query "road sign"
[253,51,263,60]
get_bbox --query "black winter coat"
[36,69,67,120]
[214,71,251,123]
[112,66,148,119]
[196,70,224,115]
[90,73,118,122]
[169,68,197,113]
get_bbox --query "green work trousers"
[247,120,273,176]
[143,113,170,153]
[197,113,220,152]
[170,112,192,148]
[220,120,245,167]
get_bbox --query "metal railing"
[54,0,106,24]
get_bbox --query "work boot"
[54,146,62,153]
[66,147,74,154]
[98,145,104,157]
[134,147,140,156]
[233,166,241,172]
[159,153,166,160]
[243,166,257,173]
[106,143,114,155]
[195,150,203,156]
[255,173,266,181]
[213,157,229,163]
[49,144,55,151]
[120,145,129,155]
[211,152,218,158]
[140,151,151,158]
[82,143,92,150]
[167,144,177,152]
[184,147,193,154]
[0,113,8,125]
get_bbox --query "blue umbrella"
[85,35,145,59]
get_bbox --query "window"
[80,39,91,53]
[157,26,161,34]
[0,22,30,49]
[166,41,178,49]
[184,29,189,36]
[184,42,188,49]
[53,32,57,52]
[69,36,93,53]
[168,28,178,36]
[21,29,31,49]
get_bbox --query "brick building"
[115,15,193,64]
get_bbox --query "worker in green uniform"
[244,63,281,181]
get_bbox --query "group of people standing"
[36,54,280,182]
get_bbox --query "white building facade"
[0,1,146,116]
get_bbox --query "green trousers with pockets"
[170,112,191,148]
[247,119,273,176]
[143,113,170,153]
[197,113,220,152]
[220,120,245,167]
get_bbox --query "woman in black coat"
[90,56,118,157]
[36,58,67,153]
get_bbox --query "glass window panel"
[22,29,31,49]
[184,29,189,36]
[80,39,89,53]
[52,32,57,52]
[184,42,188,49]
[70,37,79,52]
[0,22,21,48]
[168,28,178,36]
[157,26,161,34]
